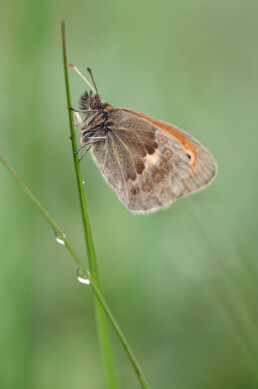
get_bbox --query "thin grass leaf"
[0,153,150,388]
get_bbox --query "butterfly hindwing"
[123,109,217,193]
[91,109,199,212]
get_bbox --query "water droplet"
[82,180,85,184]
[77,268,90,285]
[55,232,65,246]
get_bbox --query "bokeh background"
[1,0,257,388]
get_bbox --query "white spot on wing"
[144,151,159,165]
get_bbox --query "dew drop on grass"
[77,268,90,285]
[55,232,65,246]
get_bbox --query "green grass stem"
[61,21,118,389]
[0,153,150,389]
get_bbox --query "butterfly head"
[80,90,111,113]
[79,91,103,111]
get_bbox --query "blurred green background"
[1,0,257,388]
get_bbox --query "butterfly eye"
[90,99,98,109]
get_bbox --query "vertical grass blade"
[61,22,118,389]
[0,153,150,388]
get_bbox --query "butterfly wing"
[91,109,217,212]
[123,108,217,196]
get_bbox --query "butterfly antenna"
[87,68,99,96]
[68,64,96,94]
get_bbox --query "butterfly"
[68,65,217,213]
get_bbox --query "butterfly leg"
[74,143,88,154]
[74,140,98,161]
[73,112,83,132]
[73,143,91,162]
[78,145,92,162]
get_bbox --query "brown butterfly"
[68,65,217,213]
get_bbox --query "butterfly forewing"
[123,109,217,195]
[91,109,202,212]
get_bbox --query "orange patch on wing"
[123,109,197,166]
